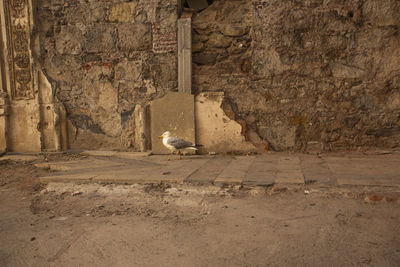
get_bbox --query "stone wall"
[35,0,178,149]
[32,0,400,152]
[192,0,400,151]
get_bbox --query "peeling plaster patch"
[195,92,255,153]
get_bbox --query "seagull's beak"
[158,135,163,139]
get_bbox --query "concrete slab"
[186,156,233,183]
[325,156,400,187]
[93,158,209,184]
[277,156,301,170]
[275,169,304,184]
[150,92,195,154]
[0,154,39,162]
[275,156,304,184]
[40,158,209,184]
[300,155,335,184]
[81,151,118,157]
[214,177,243,185]
[215,156,256,185]
[244,155,277,186]
[114,152,152,159]
[40,172,100,183]
[35,159,125,171]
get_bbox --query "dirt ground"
[1,155,399,267]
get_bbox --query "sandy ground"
[0,155,399,267]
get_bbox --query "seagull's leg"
[178,150,182,160]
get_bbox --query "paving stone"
[0,154,39,162]
[326,157,400,187]
[215,156,256,184]
[35,159,125,171]
[277,156,301,170]
[300,156,335,184]
[114,152,152,159]
[41,158,209,184]
[94,159,208,184]
[81,150,118,157]
[40,173,99,183]
[275,170,304,184]
[244,156,277,186]
[186,156,233,184]
[275,156,304,184]
[38,153,400,187]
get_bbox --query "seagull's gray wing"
[167,136,194,149]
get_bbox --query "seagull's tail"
[188,144,203,150]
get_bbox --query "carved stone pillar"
[0,0,68,152]
[1,0,35,100]
[0,0,40,152]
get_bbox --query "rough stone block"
[193,52,218,65]
[331,62,365,79]
[108,2,137,23]
[208,33,232,48]
[56,26,85,55]
[150,92,195,154]
[115,59,142,81]
[221,25,249,37]
[362,0,400,27]
[118,23,152,51]
[146,54,177,89]
[86,25,116,53]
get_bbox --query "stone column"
[178,12,193,94]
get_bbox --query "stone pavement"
[33,151,400,187]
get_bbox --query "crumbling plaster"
[195,92,256,153]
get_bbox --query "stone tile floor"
[33,151,400,187]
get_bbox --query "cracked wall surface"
[192,0,400,151]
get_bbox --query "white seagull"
[159,131,201,159]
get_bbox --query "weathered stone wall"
[33,0,400,152]
[36,0,178,149]
[193,0,400,151]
